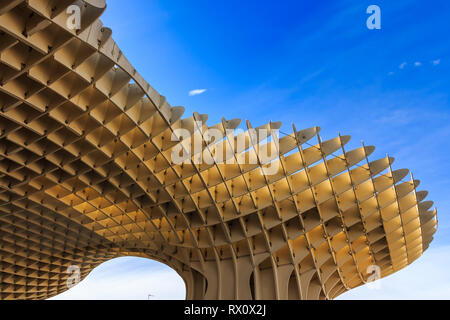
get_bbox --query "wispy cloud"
[432,59,441,66]
[339,245,450,300]
[51,245,450,300]
[376,109,417,125]
[50,257,185,300]
[189,89,207,96]
[395,60,438,72]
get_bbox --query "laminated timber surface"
[0,0,438,300]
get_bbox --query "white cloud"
[189,89,207,96]
[432,59,441,66]
[414,61,422,67]
[399,62,407,69]
[50,257,186,300]
[339,245,450,300]
[376,108,417,125]
[388,71,395,76]
[50,245,450,300]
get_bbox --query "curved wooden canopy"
[0,0,437,300]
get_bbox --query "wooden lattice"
[0,0,437,300]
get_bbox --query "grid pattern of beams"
[0,0,438,300]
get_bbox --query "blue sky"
[54,0,449,299]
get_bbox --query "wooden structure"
[0,0,437,300]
